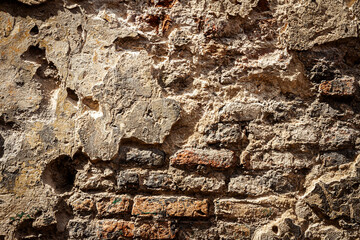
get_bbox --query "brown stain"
[92,51,98,63]
[82,96,99,111]
[345,0,357,7]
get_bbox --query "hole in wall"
[42,155,77,193]
[77,25,83,34]
[272,225,278,233]
[21,44,46,64]
[30,25,39,35]
[66,88,79,103]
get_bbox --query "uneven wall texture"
[1,0,360,239]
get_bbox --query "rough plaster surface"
[1,0,360,239]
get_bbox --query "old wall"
[1,0,360,239]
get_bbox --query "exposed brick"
[117,170,139,189]
[96,195,132,217]
[319,124,357,151]
[228,170,300,196]
[319,77,357,97]
[143,170,226,193]
[217,222,251,240]
[170,149,236,169]
[97,220,135,239]
[214,199,276,222]
[178,174,226,193]
[177,222,217,240]
[71,198,95,214]
[132,196,208,217]
[320,151,352,167]
[137,221,176,239]
[118,146,165,167]
[143,171,173,190]
[68,193,95,215]
[68,219,91,239]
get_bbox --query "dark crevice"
[255,0,270,12]
[0,134,4,158]
[0,0,65,21]
[21,44,46,64]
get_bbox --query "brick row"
[69,195,294,239]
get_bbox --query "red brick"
[97,220,135,239]
[96,195,132,217]
[132,196,208,217]
[170,149,236,169]
[138,221,176,239]
[319,77,357,97]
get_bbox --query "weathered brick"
[71,198,95,214]
[68,193,95,215]
[178,174,226,193]
[117,170,139,189]
[68,219,96,239]
[319,77,357,97]
[137,221,176,239]
[132,196,208,217]
[118,146,165,166]
[214,199,276,221]
[320,151,352,167]
[250,151,315,170]
[319,124,357,151]
[75,164,115,191]
[143,171,174,190]
[177,222,218,239]
[96,195,132,217]
[228,170,300,196]
[219,102,263,122]
[170,149,236,169]
[204,123,248,150]
[143,170,226,193]
[97,220,135,239]
[217,222,251,240]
